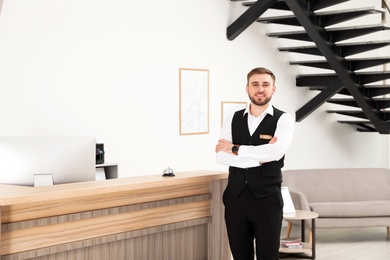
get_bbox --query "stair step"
[338,120,371,124]
[257,7,383,27]
[279,45,323,56]
[290,60,332,69]
[290,57,390,70]
[257,14,301,27]
[307,86,351,95]
[315,7,384,27]
[268,24,390,42]
[337,120,377,132]
[243,0,351,12]
[243,1,290,10]
[278,40,390,56]
[328,24,390,42]
[268,30,313,42]
[307,85,390,97]
[364,85,390,97]
[347,57,390,71]
[296,71,390,86]
[327,109,390,120]
[339,40,390,56]
[358,71,390,84]
[327,110,368,119]
[328,98,390,109]
[297,73,340,87]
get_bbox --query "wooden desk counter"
[0,170,229,260]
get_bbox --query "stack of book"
[280,237,303,248]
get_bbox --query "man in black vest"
[216,67,294,260]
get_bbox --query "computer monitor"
[0,136,96,187]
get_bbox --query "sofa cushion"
[282,168,390,203]
[309,200,390,218]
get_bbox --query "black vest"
[227,106,285,198]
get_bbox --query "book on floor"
[281,242,303,248]
[280,237,303,248]
[280,237,301,243]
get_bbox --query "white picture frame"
[179,68,209,135]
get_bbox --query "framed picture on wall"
[179,68,209,135]
[221,101,247,125]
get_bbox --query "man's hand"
[269,136,277,144]
[215,139,234,153]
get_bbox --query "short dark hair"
[247,67,276,85]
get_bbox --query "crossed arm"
[215,137,277,154]
[215,113,294,168]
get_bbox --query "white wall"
[0,0,388,178]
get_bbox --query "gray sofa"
[282,168,390,236]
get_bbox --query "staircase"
[227,0,390,134]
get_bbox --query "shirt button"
[245,181,248,184]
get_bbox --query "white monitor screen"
[0,136,96,187]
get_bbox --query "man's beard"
[249,94,271,106]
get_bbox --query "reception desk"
[0,170,229,260]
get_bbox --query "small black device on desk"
[96,143,105,164]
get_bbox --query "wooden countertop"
[0,170,228,205]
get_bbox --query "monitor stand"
[95,167,106,181]
[34,173,54,187]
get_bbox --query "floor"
[283,226,390,260]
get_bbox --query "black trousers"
[223,188,283,260]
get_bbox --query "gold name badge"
[259,134,273,140]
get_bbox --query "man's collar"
[244,103,274,117]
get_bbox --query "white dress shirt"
[216,103,294,169]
